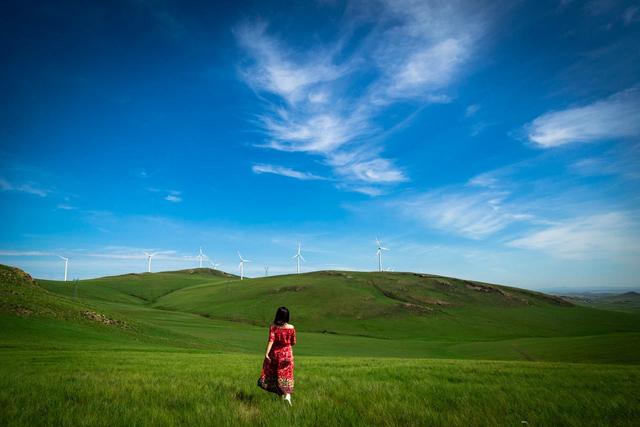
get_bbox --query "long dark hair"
[273,306,290,326]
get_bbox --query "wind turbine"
[209,260,220,270]
[58,256,69,282]
[237,251,251,280]
[292,242,305,274]
[264,266,269,277]
[376,238,389,272]
[144,252,157,273]
[197,247,206,268]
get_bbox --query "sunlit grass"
[1,350,638,427]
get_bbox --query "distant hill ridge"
[95,267,238,280]
[621,291,640,297]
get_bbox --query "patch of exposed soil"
[400,302,433,313]
[82,311,128,327]
[10,305,33,317]
[0,266,34,286]
[272,286,306,293]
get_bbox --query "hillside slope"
[0,265,227,351]
[153,271,640,340]
[39,268,236,305]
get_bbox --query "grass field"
[1,264,639,425]
[2,350,638,427]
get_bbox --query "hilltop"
[38,267,237,305]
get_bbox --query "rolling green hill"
[152,270,640,342]
[38,268,236,305]
[0,265,242,352]
[19,266,639,363]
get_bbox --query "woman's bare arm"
[265,340,274,360]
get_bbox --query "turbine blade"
[300,255,306,262]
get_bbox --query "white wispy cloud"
[87,248,179,260]
[0,177,49,197]
[569,143,640,180]
[382,38,469,100]
[465,104,480,117]
[164,191,182,203]
[395,188,530,239]
[334,158,408,184]
[56,203,76,210]
[251,164,326,180]
[507,212,640,259]
[384,147,640,265]
[0,250,52,257]
[149,187,182,203]
[236,1,486,193]
[525,88,640,148]
[235,22,348,104]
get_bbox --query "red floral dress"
[258,324,296,395]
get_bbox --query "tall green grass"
[1,350,638,427]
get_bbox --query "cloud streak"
[507,212,640,259]
[252,164,326,180]
[0,250,53,257]
[525,88,640,148]
[0,177,49,197]
[395,187,530,239]
[164,191,182,203]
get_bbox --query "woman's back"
[269,324,296,348]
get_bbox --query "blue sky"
[1,0,639,289]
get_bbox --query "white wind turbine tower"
[237,251,251,280]
[58,256,69,282]
[264,266,269,277]
[144,252,157,273]
[376,238,389,272]
[292,242,305,274]
[197,247,206,268]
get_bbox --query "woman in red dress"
[258,306,296,405]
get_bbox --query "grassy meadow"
[1,264,639,425]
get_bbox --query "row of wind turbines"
[56,238,392,281]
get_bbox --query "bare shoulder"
[284,323,295,329]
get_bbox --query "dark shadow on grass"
[234,390,257,405]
